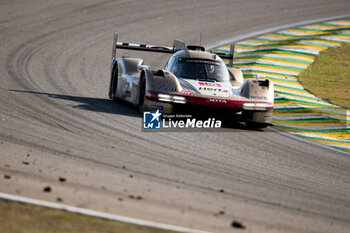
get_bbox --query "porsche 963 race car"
[109,34,274,128]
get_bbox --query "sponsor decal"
[264,115,271,120]
[250,96,267,100]
[207,99,227,104]
[198,82,222,87]
[150,104,164,110]
[181,90,194,96]
[157,86,177,92]
[143,110,161,129]
[180,58,220,65]
[198,87,229,93]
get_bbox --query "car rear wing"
[209,44,234,67]
[112,33,234,66]
[112,34,179,60]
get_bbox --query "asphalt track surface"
[1,0,350,232]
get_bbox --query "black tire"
[138,75,146,112]
[245,122,269,129]
[109,63,119,102]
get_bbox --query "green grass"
[298,42,350,109]
[0,198,176,233]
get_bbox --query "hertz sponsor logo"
[198,87,229,92]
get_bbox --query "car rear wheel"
[138,75,146,112]
[109,63,119,102]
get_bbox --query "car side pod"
[240,78,274,124]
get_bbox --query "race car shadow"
[10,90,272,131]
[179,116,269,132]
[9,90,140,118]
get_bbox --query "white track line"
[269,127,350,156]
[205,13,350,49]
[0,192,211,233]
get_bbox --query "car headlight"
[157,93,172,102]
[157,94,187,104]
[243,102,270,111]
[172,96,186,104]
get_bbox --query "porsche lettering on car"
[108,34,274,128]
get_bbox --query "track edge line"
[205,13,350,49]
[0,192,211,233]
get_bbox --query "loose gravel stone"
[231,220,245,229]
[43,186,51,192]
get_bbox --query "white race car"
[109,34,274,128]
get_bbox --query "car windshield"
[172,58,229,82]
